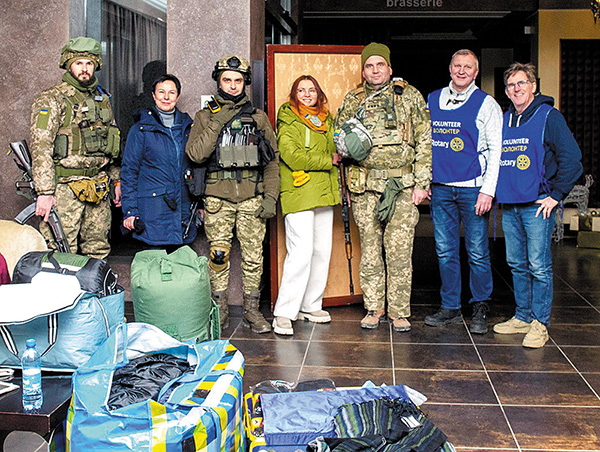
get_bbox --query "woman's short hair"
[289,75,328,112]
[152,74,182,95]
[504,63,537,86]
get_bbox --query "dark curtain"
[102,1,166,140]
[560,39,600,206]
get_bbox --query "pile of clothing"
[309,397,453,452]
[246,382,454,452]
[107,353,192,410]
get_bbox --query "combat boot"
[469,302,489,335]
[212,291,229,330]
[242,291,272,334]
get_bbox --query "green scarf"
[62,71,98,92]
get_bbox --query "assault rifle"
[339,161,354,295]
[182,199,203,241]
[9,140,70,253]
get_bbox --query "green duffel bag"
[131,246,220,342]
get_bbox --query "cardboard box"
[570,214,600,232]
[562,207,578,225]
[577,231,600,249]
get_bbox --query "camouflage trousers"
[351,189,419,318]
[39,182,111,258]
[203,195,266,293]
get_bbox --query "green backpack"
[131,246,219,342]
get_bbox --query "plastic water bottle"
[21,338,43,411]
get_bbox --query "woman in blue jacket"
[121,74,196,249]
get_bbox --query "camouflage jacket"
[335,80,432,192]
[30,81,120,195]
[186,95,280,203]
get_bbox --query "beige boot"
[360,310,386,329]
[297,310,331,323]
[212,291,229,329]
[390,317,411,332]
[243,291,271,334]
[273,316,294,335]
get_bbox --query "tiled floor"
[218,237,600,451]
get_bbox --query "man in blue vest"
[494,63,582,348]
[425,49,503,334]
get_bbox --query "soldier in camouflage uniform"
[335,42,431,332]
[30,37,121,259]
[186,55,280,333]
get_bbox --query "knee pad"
[209,244,230,273]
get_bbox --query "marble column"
[0,0,70,221]
[167,0,265,114]
[168,0,266,306]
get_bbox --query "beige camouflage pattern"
[335,81,431,191]
[30,82,120,195]
[203,195,266,293]
[336,80,431,319]
[351,190,418,318]
[39,180,111,258]
[30,80,119,258]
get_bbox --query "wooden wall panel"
[267,44,365,307]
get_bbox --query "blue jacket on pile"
[505,93,582,201]
[121,107,197,245]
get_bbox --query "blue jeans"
[430,184,492,310]
[502,203,554,326]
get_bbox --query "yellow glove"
[292,170,310,187]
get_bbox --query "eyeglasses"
[506,80,530,91]
[297,88,317,95]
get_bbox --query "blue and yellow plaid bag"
[66,322,245,452]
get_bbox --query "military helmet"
[59,37,103,71]
[211,55,252,85]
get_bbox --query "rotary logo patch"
[450,137,464,152]
[516,154,530,170]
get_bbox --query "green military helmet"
[59,37,103,71]
[334,118,373,162]
[211,55,252,85]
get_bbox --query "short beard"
[70,70,94,86]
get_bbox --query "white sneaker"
[522,320,549,348]
[493,316,531,334]
[297,310,331,323]
[273,316,294,335]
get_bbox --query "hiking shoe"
[469,302,489,335]
[522,320,549,348]
[424,308,463,327]
[493,316,531,334]
[390,317,411,332]
[360,310,386,329]
[298,310,331,323]
[273,316,294,335]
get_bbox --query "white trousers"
[274,206,334,320]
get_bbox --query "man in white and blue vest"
[493,62,582,348]
[425,49,503,334]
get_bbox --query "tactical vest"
[53,84,120,166]
[207,103,275,180]
[353,81,407,147]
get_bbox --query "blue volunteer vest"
[496,103,552,204]
[429,88,487,183]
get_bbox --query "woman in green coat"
[272,75,341,336]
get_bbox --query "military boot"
[212,291,229,330]
[242,291,272,334]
